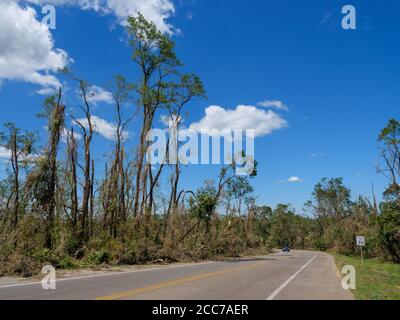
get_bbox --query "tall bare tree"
[66,127,79,240]
[0,123,36,228]
[165,74,205,229]
[72,80,94,243]
[101,75,135,237]
[127,14,182,217]
[44,90,65,247]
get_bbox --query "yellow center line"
[95,262,260,300]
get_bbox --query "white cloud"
[160,114,183,127]
[288,176,303,183]
[85,85,113,105]
[0,146,39,163]
[62,128,83,142]
[0,1,68,93]
[1,0,175,91]
[188,105,287,138]
[24,0,176,34]
[0,146,11,159]
[43,126,83,143]
[257,100,288,111]
[75,115,128,141]
[310,153,326,158]
[160,115,170,126]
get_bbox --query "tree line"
[0,15,399,277]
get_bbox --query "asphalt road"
[0,250,353,300]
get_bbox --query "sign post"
[356,236,365,265]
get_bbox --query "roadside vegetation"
[333,253,400,300]
[0,15,399,278]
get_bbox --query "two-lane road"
[0,250,353,300]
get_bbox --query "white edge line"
[266,254,318,300]
[0,261,214,289]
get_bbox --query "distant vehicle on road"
[282,245,290,252]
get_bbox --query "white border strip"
[0,261,214,289]
[266,254,317,300]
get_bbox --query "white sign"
[356,236,365,246]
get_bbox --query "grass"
[332,253,400,300]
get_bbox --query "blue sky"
[0,0,399,213]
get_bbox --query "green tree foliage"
[126,13,204,218]
[379,201,400,262]
[0,16,398,277]
[305,178,381,255]
[268,204,314,249]
[377,119,400,262]
[188,184,217,225]
[0,123,37,228]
